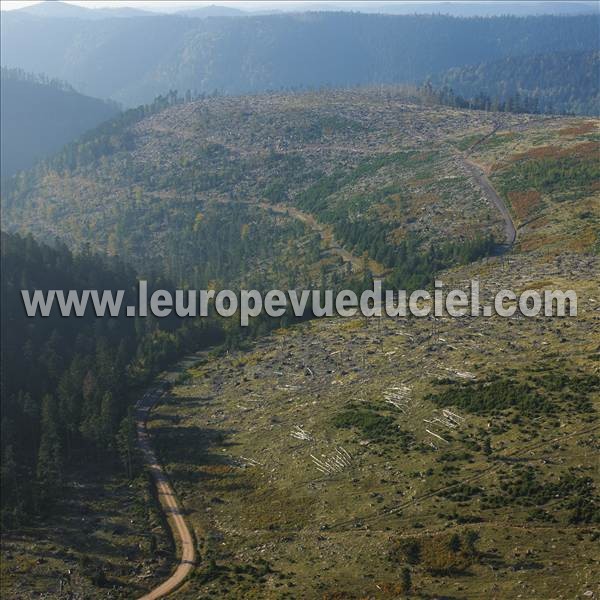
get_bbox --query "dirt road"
[136,388,195,599]
[458,124,517,249]
[461,158,516,248]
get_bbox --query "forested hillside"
[5,87,598,309]
[0,69,119,178]
[439,50,600,115]
[0,232,221,525]
[1,12,597,106]
[1,3,599,597]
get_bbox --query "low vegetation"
[1,89,598,598]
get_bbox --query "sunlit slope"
[452,118,600,254]
[7,91,598,293]
[134,101,599,598]
[150,249,599,599]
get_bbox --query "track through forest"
[258,201,385,275]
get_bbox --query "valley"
[1,3,599,599]
[1,89,598,598]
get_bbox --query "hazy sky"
[1,1,423,11]
[2,1,283,10]
[1,1,311,11]
[0,1,500,12]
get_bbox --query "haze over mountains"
[7,1,599,18]
[439,50,600,116]
[1,3,599,599]
[0,1,597,181]
[2,4,598,107]
[0,68,119,178]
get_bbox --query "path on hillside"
[455,124,517,249]
[259,201,385,275]
[136,388,195,599]
[459,116,573,249]
[461,157,517,248]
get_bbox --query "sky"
[0,1,525,12]
[2,0,597,15]
[1,1,294,11]
[3,1,267,10]
[1,0,411,11]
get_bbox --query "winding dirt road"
[461,157,517,248]
[458,123,517,249]
[131,127,518,599]
[136,388,195,599]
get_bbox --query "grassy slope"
[3,90,532,286]
[150,249,599,599]
[1,98,598,598]
[145,115,600,598]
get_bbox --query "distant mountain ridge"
[15,1,251,19]
[1,12,598,106]
[7,1,599,18]
[1,68,119,178]
[180,5,249,18]
[16,1,155,19]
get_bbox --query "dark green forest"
[0,233,222,525]
[438,50,600,116]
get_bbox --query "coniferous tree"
[36,395,63,507]
[401,566,412,595]
[116,409,136,479]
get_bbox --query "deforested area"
[1,2,599,599]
